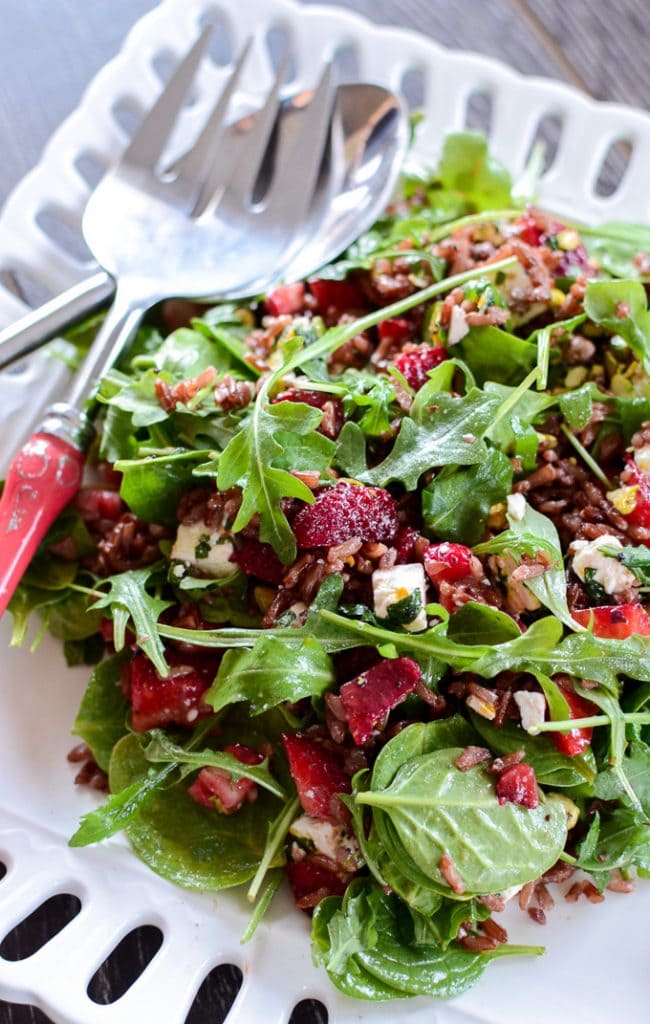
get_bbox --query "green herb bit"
[560,424,612,489]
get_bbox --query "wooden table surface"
[0,1,647,1022]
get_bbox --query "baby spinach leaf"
[584,280,650,372]
[105,733,283,890]
[90,565,173,677]
[116,449,211,525]
[217,398,333,564]
[409,898,490,950]
[581,221,650,280]
[559,384,593,431]
[71,652,130,772]
[204,636,334,715]
[151,327,227,378]
[436,133,514,211]
[422,448,513,544]
[358,747,568,895]
[576,807,650,873]
[312,879,540,1002]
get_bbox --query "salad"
[9,130,650,1003]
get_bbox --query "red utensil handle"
[0,432,84,616]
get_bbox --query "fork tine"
[195,54,290,215]
[123,25,214,169]
[263,63,335,223]
[170,37,253,203]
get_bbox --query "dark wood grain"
[0,1,647,1023]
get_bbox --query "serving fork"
[0,25,339,615]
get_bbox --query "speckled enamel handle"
[0,432,84,616]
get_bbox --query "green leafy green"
[584,279,650,372]
[453,325,536,386]
[90,566,173,676]
[71,653,130,771]
[436,133,514,211]
[204,636,334,715]
[116,449,211,525]
[422,449,513,544]
[357,746,568,896]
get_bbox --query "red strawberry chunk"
[516,212,543,248]
[292,482,399,548]
[378,317,412,345]
[423,542,474,583]
[282,733,351,824]
[273,388,344,439]
[128,653,214,732]
[188,743,264,814]
[339,657,422,745]
[495,763,539,809]
[286,855,347,907]
[230,538,286,584]
[393,344,447,391]
[395,526,421,564]
[572,603,650,639]
[309,277,367,315]
[264,282,306,316]
[550,685,597,756]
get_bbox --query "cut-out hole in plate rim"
[0,893,82,962]
[184,963,243,1024]
[87,924,164,1005]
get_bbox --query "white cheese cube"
[570,534,636,596]
[170,521,235,578]
[289,814,362,871]
[447,304,469,346]
[514,691,546,733]
[372,563,427,632]
[507,492,527,523]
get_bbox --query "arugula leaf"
[446,602,521,646]
[584,280,650,372]
[453,325,537,386]
[71,653,130,772]
[339,388,500,489]
[150,327,228,378]
[143,730,285,798]
[204,636,335,715]
[90,565,173,677]
[217,398,333,564]
[618,544,650,585]
[422,449,513,544]
[559,383,593,430]
[470,714,597,788]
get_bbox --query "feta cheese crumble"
[570,534,636,596]
[634,443,650,475]
[170,521,235,578]
[372,564,427,632]
[514,691,546,733]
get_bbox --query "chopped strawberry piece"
[292,482,399,548]
[128,653,215,732]
[188,743,264,814]
[378,317,412,345]
[224,743,265,766]
[264,282,306,316]
[495,763,539,809]
[549,684,597,756]
[230,538,286,584]
[75,487,125,524]
[393,344,448,391]
[423,542,474,583]
[273,388,344,438]
[619,460,650,527]
[395,526,421,564]
[572,603,650,639]
[282,733,351,824]
[309,277,367,315]
[516,212,543,247]
[286,855,347,906]
[339,657,422,745]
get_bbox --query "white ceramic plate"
[1,1,649,1021]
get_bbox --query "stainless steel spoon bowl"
[0,81,408,370]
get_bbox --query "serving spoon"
[0,81,408,371]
